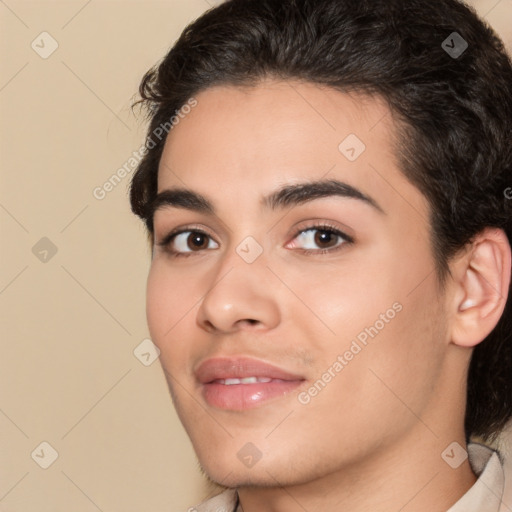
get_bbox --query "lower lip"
[202,379,304,410]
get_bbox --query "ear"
[450,227,511,348]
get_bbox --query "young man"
[129,0,512,510]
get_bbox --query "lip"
[196,357,306,410]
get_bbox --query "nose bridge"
[196,236,280,332]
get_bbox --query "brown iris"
[313,230,338,249]
[187,232,210,251]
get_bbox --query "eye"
[287,224,353,254]
[156,223,353,258]
[157,229,219,257]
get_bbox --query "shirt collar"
[447,442,505,512]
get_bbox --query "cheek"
[146,260,200,348]
[275,252,401,345]
[296,240,445,405]
[292,289,445,457]
[339,279,445,421]
[146,262,171,341]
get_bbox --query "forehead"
[157,79,428,221]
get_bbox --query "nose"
[196,252,281,334]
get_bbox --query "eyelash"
[156,222,354,259]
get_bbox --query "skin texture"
[146,80,510,512]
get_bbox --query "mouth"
[195,357,306,410]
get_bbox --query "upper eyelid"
[156,225,215,247]
[290,224,354,245]
[300,225,351,237]
[152,204,357,239]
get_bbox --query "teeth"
[224,378,242,385]
[240,377,258,384]
[220,377,273,385]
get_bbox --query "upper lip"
[195,357,305,384]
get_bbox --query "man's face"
[147,80,452,487]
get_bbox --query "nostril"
[202,320,216,332]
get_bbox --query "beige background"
[0,1,511,511]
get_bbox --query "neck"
[237,426,477,512]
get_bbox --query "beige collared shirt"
[188,443,511,512]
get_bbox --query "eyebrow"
[146,178,384,229]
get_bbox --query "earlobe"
[450,228,511,348]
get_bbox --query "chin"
[195,445,328,489]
